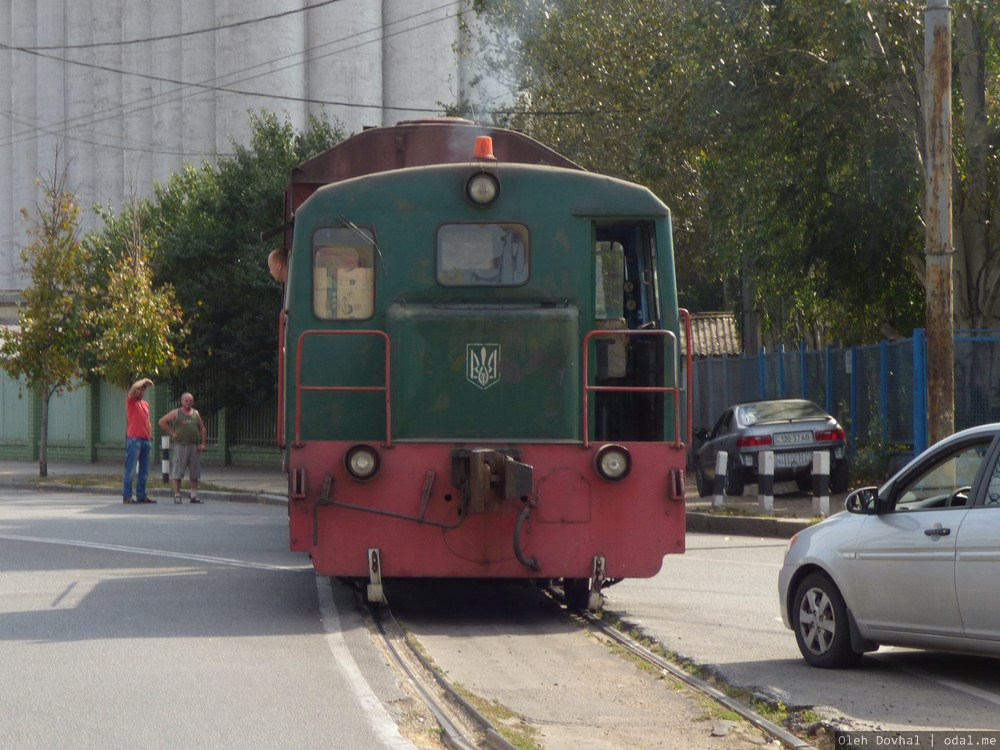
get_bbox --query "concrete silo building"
[0,0,506,317]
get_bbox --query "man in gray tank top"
[158,393,208,504]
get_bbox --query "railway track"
[371,604,516,750]
[361,580,817,750]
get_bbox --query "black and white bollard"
[758,451,774,513]
[812,451,830,517]
[712,450,728,509]
[161,435,171,485]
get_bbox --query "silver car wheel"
[791,572,863,668]
[798,586,836,656]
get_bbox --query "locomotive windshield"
[436,223,529,286]
[312,226,375,320]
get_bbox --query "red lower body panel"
[287,441,686,579]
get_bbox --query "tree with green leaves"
[91,111,344,415]
[0,162,88,477]
[84,194,188,389]
[474,0,997,347]
[1,157,188,477]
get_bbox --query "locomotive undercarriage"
[364,548,609,610]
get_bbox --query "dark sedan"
[693,399,848,496]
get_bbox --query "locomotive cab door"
[592,221,670,443]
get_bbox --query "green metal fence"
[0,374,280,468]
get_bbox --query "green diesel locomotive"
[274,119,690,610]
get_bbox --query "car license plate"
[774,451,811,468]
[773,430,813,446]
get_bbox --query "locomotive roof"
[284,119,584,220]
[292,118,583,184]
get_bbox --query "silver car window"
[987,462,1000,506]
[894,439,992,510]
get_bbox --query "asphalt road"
[605,533,1000,733]
[8,486,1000,745]
[0,489,416,749]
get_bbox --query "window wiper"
[339,215,385,273]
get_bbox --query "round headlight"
[466,172,500,205]
[345,444,380,480]
[595,444,631,482]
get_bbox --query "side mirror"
[845,486,879,514]
[694,428,709,442]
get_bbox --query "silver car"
[693,399,848,496]
[778,423,1000,668]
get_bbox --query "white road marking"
[0,533,310,571]
[315,578,417,749]
[3,532,417,747]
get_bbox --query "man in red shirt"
[123,377,156,504]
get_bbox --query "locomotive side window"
[312,227,375,320]
[595,223,660,329]
[437,223,529,286]
[595,241,626,320]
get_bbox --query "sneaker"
[123,497,136,504]
[174,495,182,504]
[136,497,157,504]
[190,497,203,504]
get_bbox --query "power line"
[16,0,347,51]
[0,2,470,152]
[0,1,612,158]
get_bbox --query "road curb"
[686,511,811,539]
[1,479,289,507]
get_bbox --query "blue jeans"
[123,437,152,500]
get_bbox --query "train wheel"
[563,578,591,612]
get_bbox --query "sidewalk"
[0,459,288,505]
[683,471,847,538]
[0,459,840,537]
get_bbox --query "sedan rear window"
[739,401,827,426]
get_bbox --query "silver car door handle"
[924,527,951,537]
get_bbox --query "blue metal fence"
[691,328,998,468]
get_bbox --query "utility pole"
[924,0,954,444]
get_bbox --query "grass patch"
[451,683,542,750]
[400,629,541,750]
[595,610,827,741]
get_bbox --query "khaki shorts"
[171,443,202,480]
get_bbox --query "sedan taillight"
[736,435,773,447]
[815,428,846,442]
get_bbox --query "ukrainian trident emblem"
[467,343,501,390]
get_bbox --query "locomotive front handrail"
[277,309,288,450]
[582,328,682,449]
[294,329,392,447]
[679,308,693,446]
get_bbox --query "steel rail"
[369,581,813,750]
[572,601,817,750]
[370,604,517,750]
